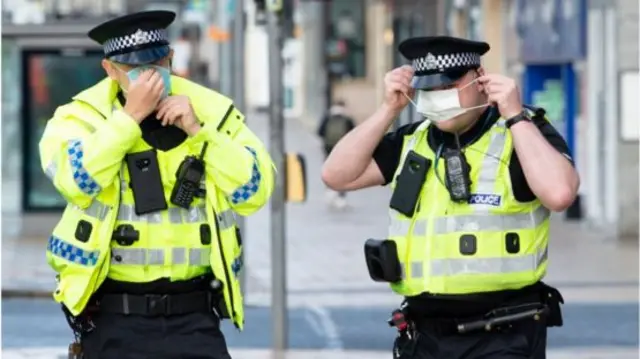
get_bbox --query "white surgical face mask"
[411,78,488,123]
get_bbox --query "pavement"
[2,112,639,358]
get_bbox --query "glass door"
[21,48,106,211]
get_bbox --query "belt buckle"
[146,294,170,316]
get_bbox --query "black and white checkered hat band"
[412,52,481,72]
[103,29,169,55]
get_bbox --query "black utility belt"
[391,301,557,337]
[389,284,565,336]
[417,302,549,336]
[98,291,216,317]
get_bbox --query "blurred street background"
[1,0,639,358]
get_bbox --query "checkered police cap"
[412,52,482,74]
[103,28,169,56]
[88,10,175,65]
[398,36,490,90]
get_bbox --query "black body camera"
[170,143,208,209]
[389,151,431,217]
[125,150,168,215]
[442,148,472,202]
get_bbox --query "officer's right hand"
[383,65,415,112]
[123,69,165,123]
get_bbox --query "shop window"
[327,0,366,79]
[21,49,105,211]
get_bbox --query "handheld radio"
[170,142,208,209]
[443,148,472,202]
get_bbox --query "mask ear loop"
[458,78,478,91]
[463,146,510,167]
[458,78,491,112]
[402,92,419,108]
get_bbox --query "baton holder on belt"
[456,304,549,334]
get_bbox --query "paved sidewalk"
[2,112,638,308]
[2,347,639,359]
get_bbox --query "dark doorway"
[21,48,105,211]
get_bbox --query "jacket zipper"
[212,208,237,326]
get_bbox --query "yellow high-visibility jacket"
[39,76,275,330]
[388,115,550,297]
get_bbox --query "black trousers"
[81,311,231,359]
[394,317,547,359]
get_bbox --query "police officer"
[322,36,580,358]
[40,11,274,359]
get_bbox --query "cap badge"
[425,53,437,70]
[133,29,147,45]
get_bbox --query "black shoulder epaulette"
[523,104,546,119]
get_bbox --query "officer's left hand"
[156,95,201,136]
[477,74,523,120]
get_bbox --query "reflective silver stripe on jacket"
[401,245,548,279]
[116,205,165,223]
[111,247,211,266]
[388,210,426,237]
[431,205,549,234]
[471,121,507,211]
[217,210,236,230]
[44,160,58,181]
[114,204,236,229]
[120,161,128,191]
[390,205,550,237]
[166,206,208,224]
[69,200,111,221]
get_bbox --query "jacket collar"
[71,76,232,121]
[72,77,119,117]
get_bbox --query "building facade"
[614,0,639,238]
[584,0,639,239]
